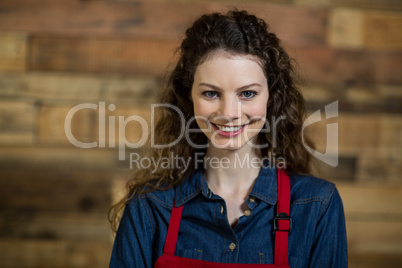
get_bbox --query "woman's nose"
[218,97,240,120]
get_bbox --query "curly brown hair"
[109,10,314,232]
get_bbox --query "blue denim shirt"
[110,166,348,267]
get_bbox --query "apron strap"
[163,200,183,255]
[163,169,291,264]
[274,168,291,266]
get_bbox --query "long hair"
[109,10,314,232]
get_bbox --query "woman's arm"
[309,186,348,267]
[109,196,155,268]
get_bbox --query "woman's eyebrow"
[237,83,263,90]
[198,83,262,91]
[198,83,221,91]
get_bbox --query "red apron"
[155,169,291,268]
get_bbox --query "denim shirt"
[110,166,348,267]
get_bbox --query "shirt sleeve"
[309,185,348,268]
[109,195,155,268]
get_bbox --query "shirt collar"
[175,164,278,207]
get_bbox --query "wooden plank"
[337,114,381,154]
[300,85,334,104]
[0,146,125,169]
[143,0,290,3]
[347,220,402,253]
[0,32,27,72]
[328,8,364,49]
[0,0,199,38]
[29,36,179,75]
[104,106,152,148]
[305,113,401,183]
[27,35,402,87]
[338,185,402,215]
[0,212,110,241]
[0,73,159,102]
[305,113,402,155]
[288,46,402,87]
[303,85,402,114]
[377,116,402,156]
[330,0,402,11]
[0,166,112,213]
[294,0,331,7]
[379,85,402,99]
[349,252,402,268]
[356,156,402,184]
[329,8,402,49]
[0,100,34,145]
[374,50,402,85]
[363,11,402,49]
[0,1,328,47]
[0,239,112,268]
[37,103,152,146]
[38,104,96,145]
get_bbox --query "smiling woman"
[109,10,348,267]
[192,51,269,150]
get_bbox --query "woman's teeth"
[215,125,243,132]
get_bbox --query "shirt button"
[244,209,251,216]
[220,205,224,214]
[249,197,256,203]
[229,242,236,251]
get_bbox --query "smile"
[214,124,243,132]
[211,123,248,137]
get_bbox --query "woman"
[109,10,347,267]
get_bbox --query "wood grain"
[0,165,112,213]
[0,73,160,102]
[330,0,402,11]
[305,113,401,156]
[329,8,402,49]
[0,101,34,145]
[328,8,364,49]
[36,104,152,146]
[338,185,402,215]
[0,0,328,47]
[38,105,96,145]
[0,239,112,268]
[363,11,402,49]
[0,212,110,241]
[29,36,179,75]
[0,146,125,168]
[26,35,402,87]
[0,32,27,72]
[347,220,402,253]
[288,46,402,87]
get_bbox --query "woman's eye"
[241,91,257,99]
[203,91,218,98]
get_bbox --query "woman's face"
[191,51,269,152]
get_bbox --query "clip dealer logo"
[302,101,339,167]
[64,101,339,167]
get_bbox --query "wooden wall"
[0,0,401,267]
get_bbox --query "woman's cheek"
[246,103,267,119]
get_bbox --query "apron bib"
[155,169,291,268]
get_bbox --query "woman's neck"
[204,144,262,196]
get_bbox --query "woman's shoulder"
[127,185,176,210]
[288,172,340,206]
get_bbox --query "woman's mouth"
[211,123,247,137]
